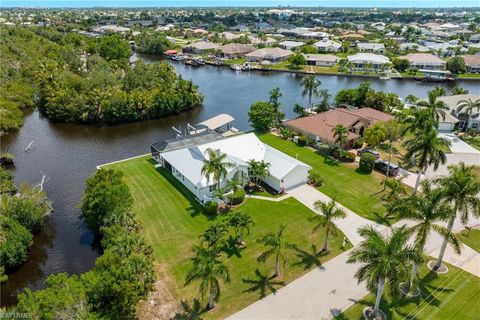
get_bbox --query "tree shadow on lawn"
[292,244,326,271]
[154,165,215,221]
[221,236,244,258]
[242,269,286,299]
[171,298,207,320]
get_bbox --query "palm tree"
[405,94,418,105]
[247,160,270,188]
[382,177,407,202]
[226,178,243,194]
[269,87,282,126]
[363,123,387,148]
[456,98,480,132]
[257,224,296,277]
[417,89,449,123]
[433,162,480,271]
[332,124,348,149]
[201,222,228,248]
[382,120,402,178]
[301,75,320,108]
[312,199,347,252]
[226,211,254,245]
[451,86,469,95]
[404,128,450,195]
[185,246,230,309]
[347,226,422,319]
[201,148,235,190]
[388,180,460,293]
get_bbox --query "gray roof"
[151,131,223,153]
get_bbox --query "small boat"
[184,59,200,66]
[379,75,391,80]
[230,64,242,71]
[193,57,205,65]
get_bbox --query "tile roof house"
[245,47,293,63]
[433,94,480,132]
[347,53,391,69]
[304,54,338,66]
[314,38,342,52]
[219,43,255,58]
[462,55,480,73]
[357,42,386,54]
[183,41,220,54]
[279,40,305,50]
[284,108,393,147]
[399,53,446,70]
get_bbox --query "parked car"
[374,160,399,176]
[357,147,380,159]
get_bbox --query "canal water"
[0,56,478,305]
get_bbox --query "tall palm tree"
[201,222,228,249]
[312,199,347,252]
[347,226,421,319]
[451,86,468,95]
[257,224,296,277]
[388,180,460,292]
[269,87,282,126]
[247,160,270,187]
[417,89,449,123]
[456,98,480,132]
[301,75,320,108]
[226,211,254,245]
[201,148,235,190]
[382,177,407,202]
[404,128,450,195]
[363,123,387,148]
[433,162,480,271]
[185,246,230,309]
[332,124,348,149]
[226,178,243,194]
[382,120,402,178]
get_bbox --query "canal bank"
[1,56,478,306]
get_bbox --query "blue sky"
[1,0,479,8]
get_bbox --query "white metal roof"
[160,133,311,188]
[197,114,234,130]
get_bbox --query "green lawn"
[258,133,395,224]
[339,263,480,320]
[461,136,480,151]
[105,156,350,319]
[457,229,480,253]
[270,61,340,74]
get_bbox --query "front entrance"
[164,160,172,173]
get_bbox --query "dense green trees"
[135,32,173,54]
[446,56,467,74]
[88,34,132,62]
[248,101,276,131]
[17,168,155,319]
[334,82,402,112]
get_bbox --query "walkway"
[245,193,291,202]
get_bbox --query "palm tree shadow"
[221,237,243,258]
[292,244,325,270]
[171,299,206,320]
[242,269,286,298]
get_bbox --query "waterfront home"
[432,94,480,132]
[347,53,391,70]
[284,108,393,148]
[314,38,342,52]
[219,43,255,58]
[245,47,293,63]
[462,55,480,73]
[357,43,386,54]
[400,42,430,53]
[304,54,338,67]
[279,40,305,50]
[183,41,220,54]
[151,131,311,203]
[400,53,446,70]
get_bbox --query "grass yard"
[338,263,480,320]
[457,228,480,253]
[258,133,395,224]
[461,135,480,151]
[105,156,350,319]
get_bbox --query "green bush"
[297,136,308,146]
[353,138,364,149]
[315,143,332,157]
[204,200,218,215]
[308,171,324,187]
[230,189,246,205]
[359,153,376,174]
[340,151,356,162]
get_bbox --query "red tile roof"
[284,108,393,144]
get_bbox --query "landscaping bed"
[105,156,350,319]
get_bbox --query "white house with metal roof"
[152,132,311,203]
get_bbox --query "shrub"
[340,151,356,162]
[297,136,308,146]
[315,143,332,157]
[308,171,324,187]
[204,200,218,215]
[230,189,246,205]
[353,138,364,149]
[359,153,376,174]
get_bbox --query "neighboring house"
[434,94,480,132]
[304,54,338,67]
[347,53,391,69]
[219,43,255,58]
[279,40,305,50]
[151,132,311,202]
[314,38,342,52]
[400,53,446,70]
[92,25,130,33]
[284,107,393,147]
[220,31,241,41]
[248,35,276,46]
[183,41,220,54]
[245,47,293,63]
[357,42,386,54]
[338,33,365,41]
[462,55,480,73]
[470,34,480,44]
[400,42,430,53]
